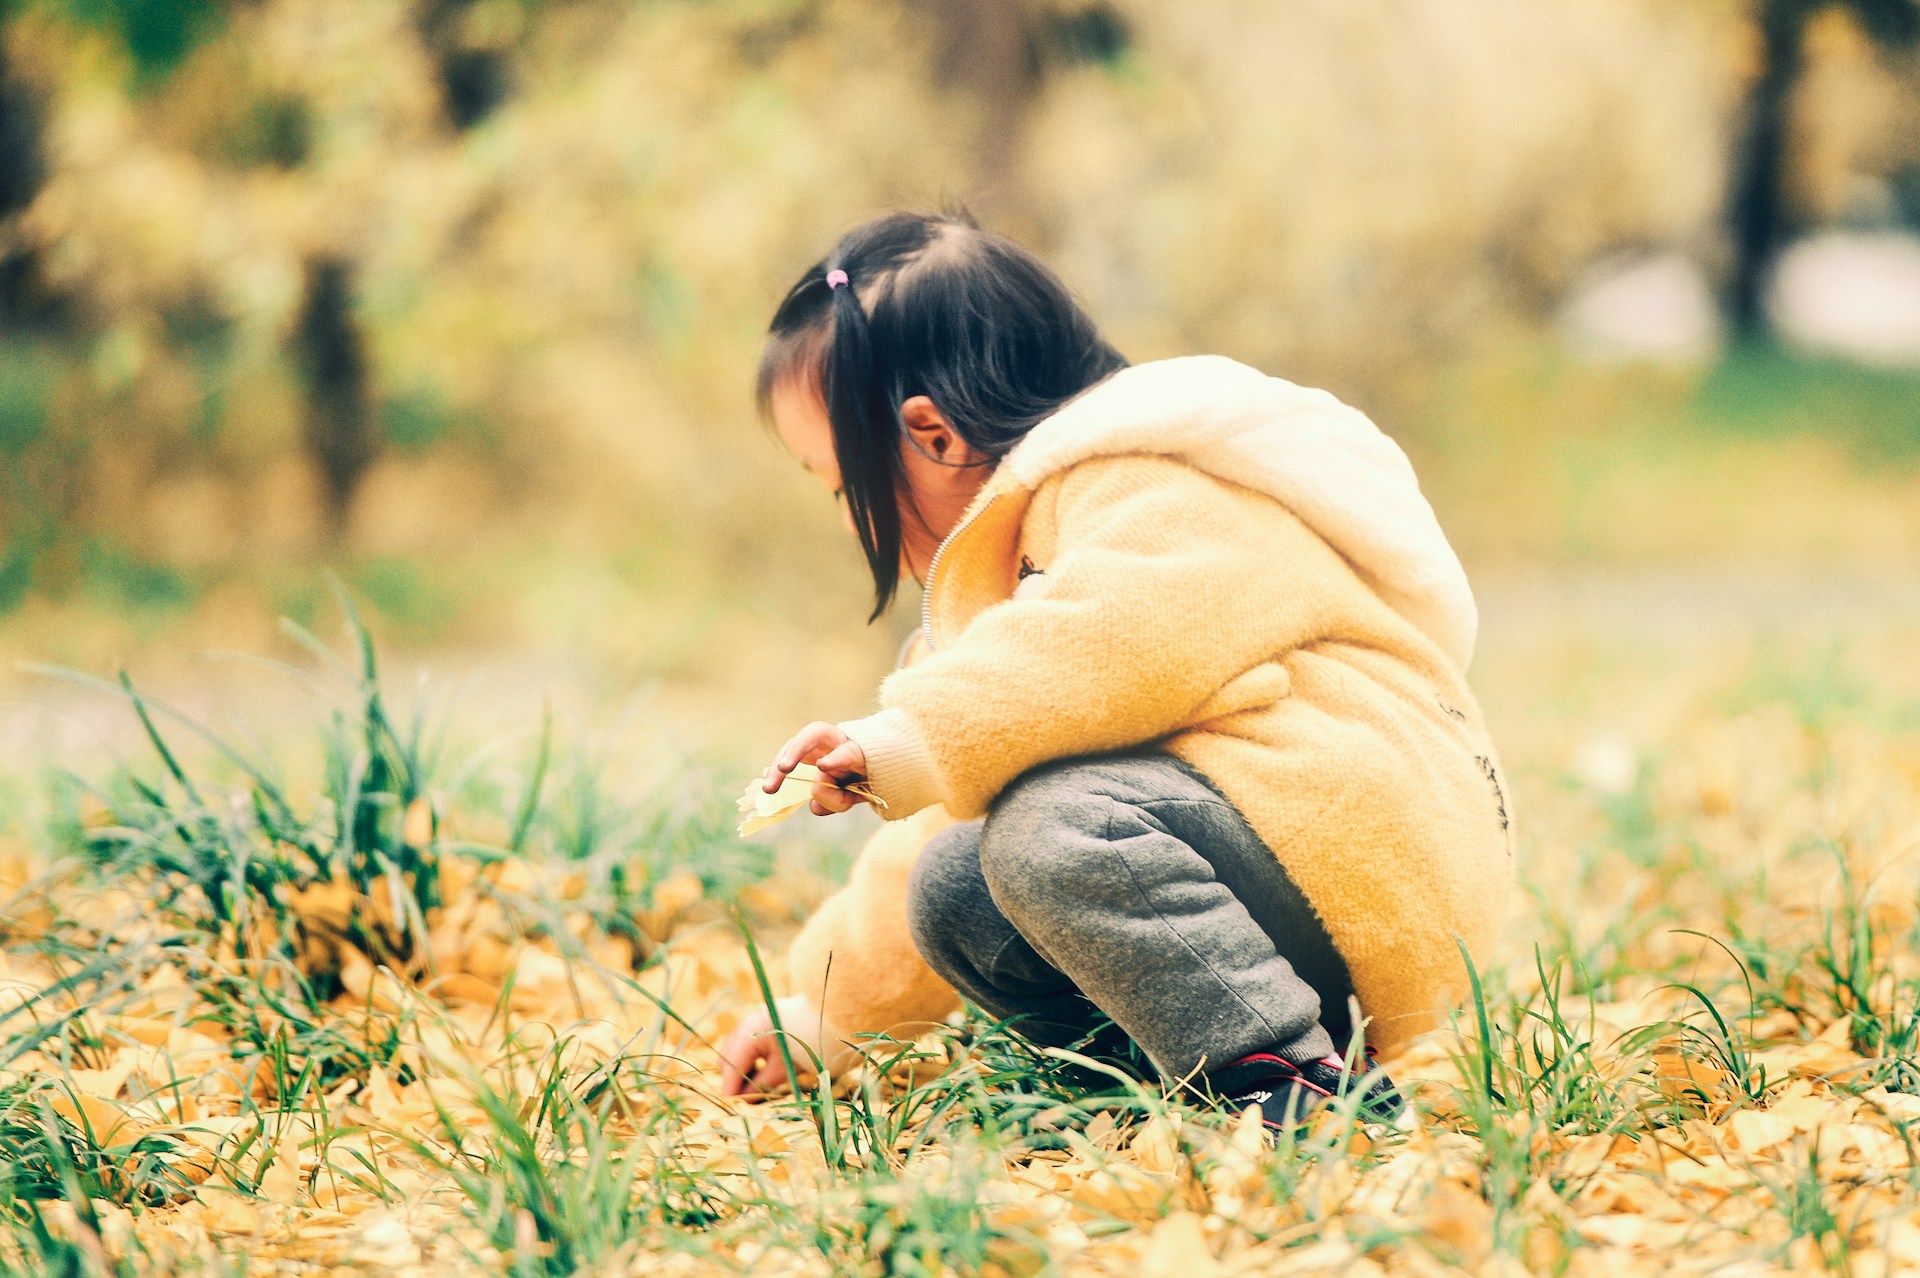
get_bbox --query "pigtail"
[821,270,906,620]
[758,212,1127,625]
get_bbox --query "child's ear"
[900,395,963,463]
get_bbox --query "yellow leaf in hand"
[736,764,885,837]
[737,764,824,836]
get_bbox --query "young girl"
[717,211,1513,1124]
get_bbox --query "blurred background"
[0,0,1917,760]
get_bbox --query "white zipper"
[919,496,995,652]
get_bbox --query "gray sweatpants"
[906,752,1355,1081]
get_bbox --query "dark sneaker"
[1206,1049,1404,1132]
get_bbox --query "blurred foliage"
[1695,346,1920,466]
[0,0,1912,659]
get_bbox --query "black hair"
[757,210,1128,620]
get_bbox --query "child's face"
[769,377,858,538]
[770,379,993,584]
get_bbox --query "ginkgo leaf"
[736,764,885,836]
[736,763,820,836]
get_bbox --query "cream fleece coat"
[786,355,1514,1059]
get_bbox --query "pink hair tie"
[826,269,850,290]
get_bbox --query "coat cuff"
[838,707,945,820]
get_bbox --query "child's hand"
[763,722,869,816]
[717,994,853,1098]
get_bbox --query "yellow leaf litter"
[5,638,1920,1275]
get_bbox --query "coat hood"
[934,354,1478,671]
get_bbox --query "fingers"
[720,1011,781,1098]
[718,1023,760,1097]
[808,782,860,817]
[720,1056,749,1097]
[763,721,845,793]
[718,1011,808,1099]
[721,1037,796,1098]
[809,737,871,817]
[814,740,867,781]
[720,995,840,1097]
[762,724,872,820]
[749,1053,793,1094]
[782,721,844,770]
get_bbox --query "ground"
[2,563,1920,1277]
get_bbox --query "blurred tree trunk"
[417,0,509,131]
[1727,0,1919,339]
[919,2,1131,228]
[0,43,50,330]
[1727,0,1808,339]
[294,255,375,543]
[923,0,1043,219]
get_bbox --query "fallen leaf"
[1650,1052,1732,1104]
[1728,1108,1796,1154]
[1752,1025,1865,1082]
[348,1210,421,1266]
[203,1197,261,1236]
[736,764,884,836]
[1420,1180,1494,1264]
[257,1126,306,1205]
[1130,1114,1184,1177]
[1142,1211,1219,1277]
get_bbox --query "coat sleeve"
[783,804,963,1039]
[842,456,1350,820]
